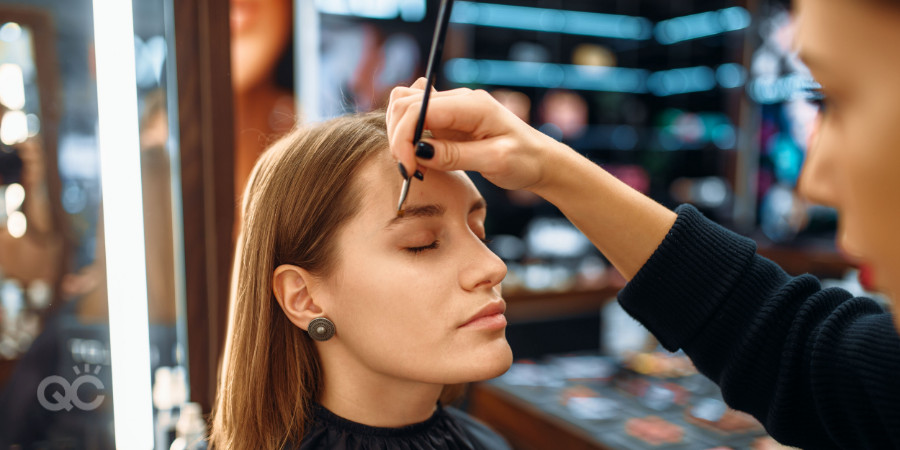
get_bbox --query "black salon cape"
[293,403,510,450]
[619,205,900,449]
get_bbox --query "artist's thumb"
[413,138,500,174]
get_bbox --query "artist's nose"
[798,116,840,208]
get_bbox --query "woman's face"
[795,0,900,302]
[314,152,512,385]
[230,0,292,92]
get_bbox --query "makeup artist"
[387,0,900,448]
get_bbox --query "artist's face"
[316,152,512,385]
[230,0,292,92]
[795,0,900,310]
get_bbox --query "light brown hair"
[209,111,462,449]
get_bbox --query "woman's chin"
[433,343,513,384]
[487,350,514,379]
[469,342,514,381]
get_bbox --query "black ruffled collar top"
[295,402,510,450]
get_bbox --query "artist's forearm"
[532,145,676,280]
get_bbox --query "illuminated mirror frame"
[91,0,155,447]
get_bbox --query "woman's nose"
[797,116,840,208]
[460,238,508,292]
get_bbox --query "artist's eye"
[406,241,440,255]
[805,86,829,114]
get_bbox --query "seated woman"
[210,111,513,449]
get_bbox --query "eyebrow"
[385,198,487,229]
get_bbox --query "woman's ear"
[273,264,325,331]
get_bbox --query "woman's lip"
[460,313,507,330]
[459,300,507,328]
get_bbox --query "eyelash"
[404,238,492,255]
[805,87,829,113]
[406,241,440,255]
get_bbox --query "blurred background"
[0,0,880,448]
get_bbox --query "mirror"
[0,9,66,359]
[0,0,189,447]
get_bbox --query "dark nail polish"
[413,170,424,181]
[416,141,435,160]
[397,162,409,179]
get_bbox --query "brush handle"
[412,0,455,145]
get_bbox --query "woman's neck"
[317,348,444,428]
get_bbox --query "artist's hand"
[387,78,564,192]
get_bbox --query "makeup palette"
[624,415,686,446]
[485,351,781,448]
[686,398,762,435]
[624,351,698,378]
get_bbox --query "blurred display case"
[445,0,749,222]
[469,350,794,450]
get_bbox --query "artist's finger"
[391,89,500,153]
[388,82,464,119]
[388,87,482,176]
[387,84,425,128]
[387,91,425,175]
[411,77,428,90]
[386,90,449,172]
[387,87,478,149]
[413,135,515,178]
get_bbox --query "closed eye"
[406,241,440,255]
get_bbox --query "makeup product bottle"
[154,367,176,450]
[155,366,189,450]
[169,402,207,450]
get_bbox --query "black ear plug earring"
[307,317,336,341]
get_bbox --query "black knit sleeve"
[618,204,900,449]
